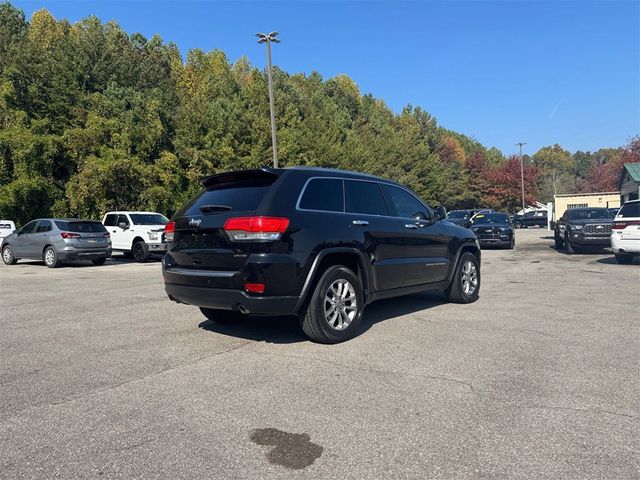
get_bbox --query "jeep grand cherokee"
[162,167,481,343]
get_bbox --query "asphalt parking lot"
[1,229,638,480]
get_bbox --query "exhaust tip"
[236,304,250,315]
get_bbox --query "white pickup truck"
[101,211,169,262]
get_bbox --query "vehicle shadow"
[197,290,446,344]
[548,245,611,255]
[596,256,640,265]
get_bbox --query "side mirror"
[435,205,447,220]
[464,220,472,228]
[118,222,129,230]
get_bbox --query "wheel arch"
[294,247,372,312]
[447,241,481,284]
[131,236,146,249]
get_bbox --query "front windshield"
[473,213,509,225]
[447,211,468,219]
[568,209,611,220]
[129,214,169,225]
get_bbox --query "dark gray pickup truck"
[554,207,613,253]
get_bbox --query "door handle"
[405,223,418,229]
[352,220,369,226]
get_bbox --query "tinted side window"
[104,214,118,227]
[20,221,38,234]
[299,178,343,212]
[345,180,388,216]
[36,220,52,233]
[382,185,430,219]
[116,215,130,227]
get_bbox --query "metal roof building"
[618,163,640,204]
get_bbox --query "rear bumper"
[164,282,299,315]
[611,234,640,254]
[59,247,111,260]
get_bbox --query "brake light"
[612,220,640,230]
[244,283,265,294]
[164,221,175,242]
[60,232,81,239]
[223,217,289,241]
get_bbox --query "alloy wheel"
[3,247,12,263]
[44,248,55,266]
[461,260,478,296]
[323,279,357,331]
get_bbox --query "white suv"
[611,199,640,264]
[102,211,169,262]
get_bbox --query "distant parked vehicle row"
[1,219,111,268]
[446,208,495,228]
[0,220,16,243]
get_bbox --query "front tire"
[554,231,564,250]
[565,234,576,254]
[444,252,480,304]
[43,246,61,268]
[92,257,107,266]
[199,307,245,324]
[132,241,150,263]
[2,245,17,265]
[300,266,364,344]
[514,221,522,229]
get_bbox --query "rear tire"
[444,252,480,304]
[2,245,17,265]
[199,307,245,324]
[92,257,107,266]
[43,246,61,268]
[507,237,515,249]
[514,221,522,229]
[132,241,149,263]
[615,253,633,264]
[300,266,364,344]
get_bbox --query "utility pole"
[516,142,527,212]
[256,32,280,168]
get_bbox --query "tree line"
[0,3,637,226]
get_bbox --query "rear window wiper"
[199,204,232,214]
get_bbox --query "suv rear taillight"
[612,220,640,229]
[60,232,81,239]
[223,216,289,241]
[164,221,175,242]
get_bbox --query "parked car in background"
[446,210,473,227]
[162,167,481,344]
[512,209,548,228]
[1,219,111,268]
[611,199,640,264]
[102,211,168,262]
[553,208,613,253]
[0,220,16,243]
[470,212,515,249]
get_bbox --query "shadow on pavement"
[596,256,640,265]
[198,290,446,344]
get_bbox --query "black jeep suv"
[162,167,481,343]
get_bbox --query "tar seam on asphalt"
[250,428,323,469]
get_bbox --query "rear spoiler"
[200,168,284,188]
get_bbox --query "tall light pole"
[256,32,280,168]
[516,142,527,212]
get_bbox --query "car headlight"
[148,232,160,241]
[570,225,583,231]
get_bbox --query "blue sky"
[12,0,640,156]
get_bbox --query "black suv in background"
[470,212,515,249]
[512,210,548,228]
[162,167,481,343]
[554,207,613,253]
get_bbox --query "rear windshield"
[55,221,107,233]
[617,202,640,218]
[568,209,611,220]
[185,173,277,214]
[130,214,168,225]
[473,213,509,224]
